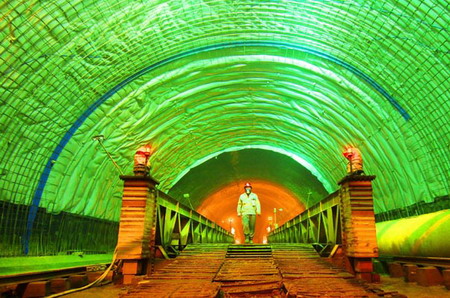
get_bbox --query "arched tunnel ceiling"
[0,1,449,224]
[168,149,329,209]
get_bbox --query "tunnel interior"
[0,0,449,260]
[169,149,327,243]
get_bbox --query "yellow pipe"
[376,209,450,258]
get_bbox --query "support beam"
[154,193,233,252]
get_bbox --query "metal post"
[92,135,124,175]
[273,208,278,229]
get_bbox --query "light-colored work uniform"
[237,192,261,242]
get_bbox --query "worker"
[237,182,261,244]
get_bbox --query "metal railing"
[268,191,341,245]
[155,191,234,253]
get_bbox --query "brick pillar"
[338,175,378,282]
[117,175,159,284]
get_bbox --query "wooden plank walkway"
[121,243,404,297]
[215,245,284,296]
[122,244,227,297]
[272,243,390,297]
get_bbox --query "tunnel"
[0,0,449,297]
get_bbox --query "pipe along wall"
[376,209,450,258]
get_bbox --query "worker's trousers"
[242,214,256,240]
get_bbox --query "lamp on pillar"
[343,148,354,173]
[133,145,152,176]
[338,146,377,282]
[116,144,159,284]
[343,147,364,175]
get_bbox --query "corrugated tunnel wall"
[0,0,449,257]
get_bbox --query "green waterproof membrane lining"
[0,0,449,224]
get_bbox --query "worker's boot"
[245,236,249,243]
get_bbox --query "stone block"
[441,269,450,290]
[113,273,123,285]
[104,270,114,282]
[371,273,381,283]
[23,281,50,298]
[123,274,134,285]
[355,272,379,283]
[403,264,418,283]
[68,274,88,288]
[354,259,373,273]
[123,260,142,275]
[355,272,372,282]
[0,285,15,297]
[388,262,404,278]
[416,266,443,287]
[86,271,103,283]
[50,278,69,294]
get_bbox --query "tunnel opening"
[197,180,305,243]
[168,148,329,243]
